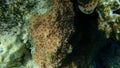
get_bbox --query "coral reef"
[29,0,74,67]
[77,0,120,40]
[0,0,120,68]
[57,0,120,68]
[77,0,98,14]
[0,0,54,68]
[0,0,30,67]
[96,0,120,40]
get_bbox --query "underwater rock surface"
[0,0,54,68]
[0,0,120,68]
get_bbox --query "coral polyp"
[29,0,74,67]
[77,0,98,14]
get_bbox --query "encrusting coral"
[77,0,98,14]
[29,0,74,68]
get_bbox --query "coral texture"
[77,0,120,40]
[96,0,120,40]
[0,0,30,67]
[29,0,74,67]
[0,0,53,67]
[0,0,120,68]
[77,0,98,14]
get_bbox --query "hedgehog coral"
[29,0,74,68]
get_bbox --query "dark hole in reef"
[57,0,106,68]
[55,0,120,68]
[113,9,120,14]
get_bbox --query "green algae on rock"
[0,0,55,68]
[0,0,74,68]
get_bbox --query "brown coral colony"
[29,0,74,68]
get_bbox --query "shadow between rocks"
[56,0,120,68]
[57,0,107,68]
